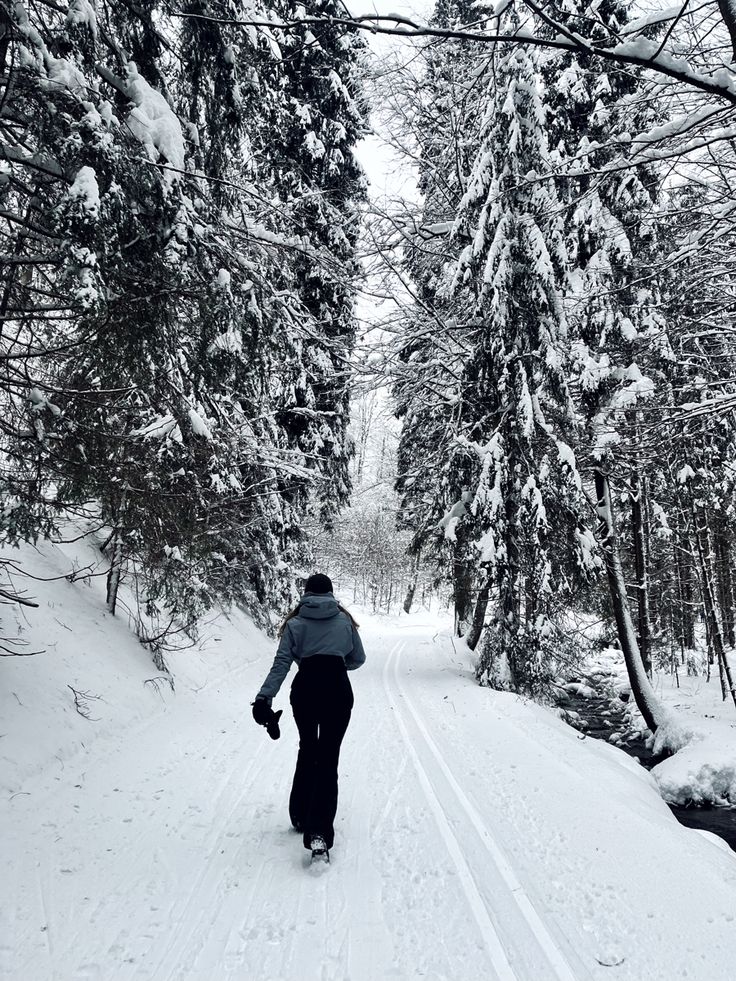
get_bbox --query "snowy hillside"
[2,542,736,981]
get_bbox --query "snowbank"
[0,534,270,797]
[654,736,736,805]
[580,646,736,806]
[649,673,736,806]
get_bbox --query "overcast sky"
[347,0,434,343]
[349,0,432,198]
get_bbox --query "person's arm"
[256,625,296,701]
[345,624,365,670]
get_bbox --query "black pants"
[289,655,354,850]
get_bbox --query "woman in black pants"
[252,574,365,859]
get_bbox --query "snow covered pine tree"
[450,11,591,693]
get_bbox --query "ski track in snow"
[383,640,586,981]
[4,618,736,980]
[3,622,557,981]
[383,640,514,980]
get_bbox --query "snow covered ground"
[3,542,736,980]
[586,645,736,807]
[646,666,736,806]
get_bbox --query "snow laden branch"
[171,5,736,105]
[0,0,370,641]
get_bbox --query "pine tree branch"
[0,254,62,265]
[0,144,64,179]
[170,9,736,105]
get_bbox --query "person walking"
[252,574,365,861]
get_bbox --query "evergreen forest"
[3,0,736,734]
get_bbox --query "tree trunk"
[691,502,736,709]
[403,553,420,614]
[630,469,652,675]
[500,486,521,680]
[673,514,694,662]
[0,11,10,76]
[106,492,127,615]
[594,470,664,733]
[714,522,735,648]
[465,580,490,651]
[682,543,696,651]
[722,650,736,709]
[403,580,417,615]
[453,526,474,636]
[673,539,684,663]
[106,531,124,615]
[716,0,736,62]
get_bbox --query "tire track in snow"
[389,639,584,981]
[382,640,517,981]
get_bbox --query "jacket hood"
[299,593,340,620]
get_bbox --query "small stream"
[556,680,736,853]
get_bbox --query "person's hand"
[252,697,271,725]
[252,698,283,740]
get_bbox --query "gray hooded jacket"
[256,593,365,701]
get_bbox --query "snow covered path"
[3,613,736,980]
[381,639,581,981]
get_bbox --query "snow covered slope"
[0,537,271,798]
[2,546,736,980]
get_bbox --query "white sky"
[347,0,434,383]
[349,0,433,198]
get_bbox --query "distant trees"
[392,0,489,636]
[311,494,414,612]
[0,1,366,648]
[309,395,434,614]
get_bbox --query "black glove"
[252,698,283,740]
